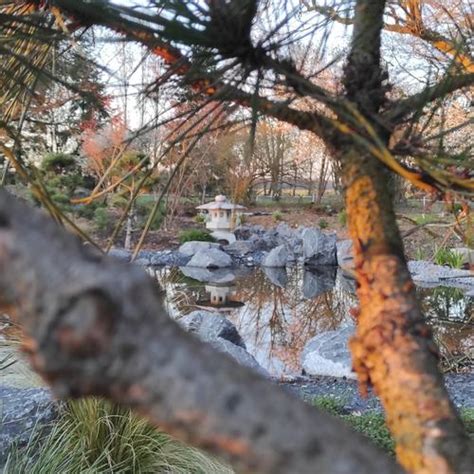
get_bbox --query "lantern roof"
[196,195,246,210]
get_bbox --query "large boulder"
[179,311,245,348]
[336,239,354,270]
[301,325,356,378]
[302,267,336,299]
[178,241,221,257]
[0,387,58,464]
[262,245,288,268]
[209,338,269,377]
[187,248,232,268]
[301,228,337,266]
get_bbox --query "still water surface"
[151,266,474,377]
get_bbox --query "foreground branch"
[0,190,401,474]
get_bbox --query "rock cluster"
[109,223,349,270]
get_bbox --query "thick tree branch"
[0,189,401,474]
[386,72,474,124]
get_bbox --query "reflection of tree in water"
[418,287,474,366]
[232,267,353,375]
[151,267,472,374]
[149,267,207,318]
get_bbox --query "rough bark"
[341,152,472,473]
[0,189,401,474]
[334,2,473,472]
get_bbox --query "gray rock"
[336,239,353,269]
[234,225,265,240]
[210,230,236,244]
[263,267,288,288]
[209,338,269,377]
[178,241,221,257]
[179,266,236,284]
[0,387,59,464]
[248,235,274,251]
[302,228,337,266]
[408,261,474,291]
[108,248,131,262]
[224,240,256,256]
[187,248,232,268]
[302,267,336,299]
[301,325,356,378]
[275,223,296,241]
[133,257,151,266]
[335,269,357,295]
[262,245,288,267]
[260,233,279,251]
[150,251,190,266]
[179,310,246,348]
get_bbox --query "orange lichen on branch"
[344,155,470,473]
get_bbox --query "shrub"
[194,213,207,224]
[338,209,347,226]
[237,213,247,226]
[93,207,110,232]
[50,192,70,205]
[4,398,231,474]
[318,219,329,229]
[179,229,216,243]
[136,199,166,231]
[75,202,105,220]
[41,153,76,172]
[272,210,283,222]
[434,247,464,269]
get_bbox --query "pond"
[150,265,474,377]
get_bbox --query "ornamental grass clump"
[4,397,232,474]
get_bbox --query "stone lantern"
[196,195,246,243]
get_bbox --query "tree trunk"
[124,213,133,251]
[340,150,472,473]
[334,1,472,468]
